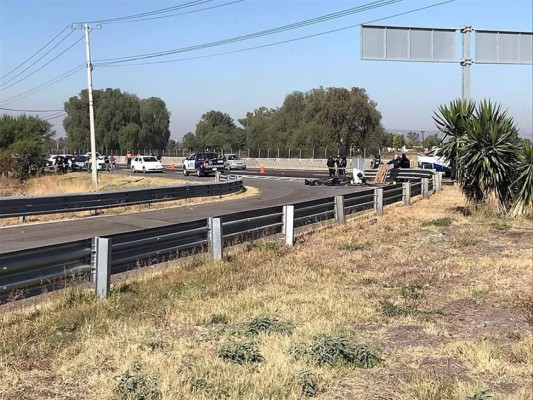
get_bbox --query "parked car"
[131,155,164,173]
[223,154,246,170]
[44,154,71,173]
[182,152,225,176]
[84,152,105,170]
[72,155,88,171]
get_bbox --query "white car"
[224,154,246,170]
[131,155,164,173]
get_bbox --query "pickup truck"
[182,152,225,176]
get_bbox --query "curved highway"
[0,169,369,253]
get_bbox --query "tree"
[511,140,533,216]
[433,99,476,180]
[139,97,171,151]
[194,110,243,150]
[423,134,441,149]
[0,114,53,179]
[392,133,405,150]
[64,88,170,153]
[406,131,420,147]
[181,132,197,150]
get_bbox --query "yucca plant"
[511,140,533,216]
[433,98,475,180]
[457,100,520,209]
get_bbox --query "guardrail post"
[208,217,223,260]
[93,237,111,299]
[422,178,430,199]
[215,171,221,182]
[334,195,345,224]
[18,216,25,224]
[283,205,295,246]
[435,172,442,193]
[402,182,411,206]
[374,188,383,216]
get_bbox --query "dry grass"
[0,173,258,226]
[0,186,531,399]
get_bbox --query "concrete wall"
[115,156,376,170]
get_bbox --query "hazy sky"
[0,0,532,141]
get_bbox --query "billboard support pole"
[461,25,473,100]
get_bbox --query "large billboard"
[361,25,457,62]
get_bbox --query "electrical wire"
[107,0,244,24]
[42,112,68,121]
[0,29,76,88]
[0,36,85,92]
[0,107,64,112]
[0,64,85,106]
[75,0,213,25]
[96,0,455,68]
[95,0,402,65]
[0,25,71,80]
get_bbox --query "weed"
[466,389,493,400]
[339,243,369,251]
[471,289,490,300]
[247,240,280,252]
[245,315,295,336]
[290,334,382,368]
[381,300,413,317]
[218,339,264,365]
[209,313,228,324]
[61,289,92,308]
[490,221,510,231]
[422,217,453,227]
[190,377,209,392]
[401,284,423,300]
[516,298,533,325]
[115,362,161,400]
[297,368,318,397]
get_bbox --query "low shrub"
[115,362,161,400]
[466,389,492,400]
[245,315,294,336]
[218,339,264,365]
[297,368,318,397]
[290,334,382,368]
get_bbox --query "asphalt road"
[0,169,369,253]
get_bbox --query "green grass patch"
[218,339,264,365]
[339,243,369,251]
[421,217,453,227]
[115,362,161,400]
[244,314,295,336]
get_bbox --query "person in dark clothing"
[326,155,335,177]
[400,153,411,168]
[388,156,402,169]
[338,156,347,176]
[371,154,381,168]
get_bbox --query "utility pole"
[72,23,101,189]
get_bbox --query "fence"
[0,177,437,304]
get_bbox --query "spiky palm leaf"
[458,100,519,209]
[511,140,533,216]
[433,99,475,180]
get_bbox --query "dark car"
[182,152,225,176]
[72,155,88,171]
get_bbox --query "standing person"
[126,150,132,167]
[400,153,411,168]
[338,156,347,177]
[326,155,335,177]
[104,156,110,173]
[110,155,116,172]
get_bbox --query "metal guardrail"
[0,180,437,303]
[0,178,244,219]
[363,168,435,181]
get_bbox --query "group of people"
[326,155,348,177]
[387,153,411,169]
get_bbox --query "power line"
[42,112,68,121]
[95,0,403,65]
[76,0,213,24]
[0,64,85,106]
[96,0,455,68]
[0,107,64,112]
[0,29,76,88]
[0,25,71,80]
[107,0,244,24]
[0,35,85,92]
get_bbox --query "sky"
[0,0,532,142]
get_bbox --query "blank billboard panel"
[476,30,533,64]
[361,25,457,62]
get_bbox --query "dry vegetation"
[0,174,257,226]
[0,186,531,400]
